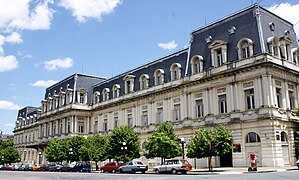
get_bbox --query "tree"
[68,136,86,162]
[107,126,141,162]
[0,139,20,164]
[187,125,232,172]
[144,122,182,163]
[45,139,69,163]
[80,134,107,161]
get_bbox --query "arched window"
[267,36,280,58]
[280,36,293,60]
[191,55,203,74]
[281,131,288,142]
[139,74,149,90]
[93,91,100,104]
[154,69,165,85]
[208,40,227,67]
[123,75,135,94]
[112,84,120,98]
[77,89,87,104]
[102,88,110,101]
[246,132,261,143]
[170,63,182,81]
[237,38,254,59]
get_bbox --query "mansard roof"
[93,48,188,97]
[17,106,39,119]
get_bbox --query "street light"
[121,142,127,150]
[23,150,27,162]
[69,148,73,163]
[1,156,4,165]
[180,137,185,159]
[38,152,42,164]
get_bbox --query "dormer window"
[209,40,227,67]
[94,91,100,104]
[170,63,182,81]
[140,74,149,90]
[191,55,203,74]
[102,88,110,101]
[123,75,135,94]
[279,36,293,60]
[237,38,254,59]
[267,36,280,58]
[77,89,87,104]
[154,69,164,85]
[112,84,120,98]
[292,47,299,64]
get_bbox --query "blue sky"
[1,0,299,134]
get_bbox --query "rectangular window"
[156,108,163,124]
[103,119,108,131]
[127,114,133,127]
[195,99,204,117]
[67,121,71,133]
[276,88,282,108]
[79,93,85,104]
[218,95,227,114]
[142,111,148,126]
[94,121,98,132]
[289,91,295,110]
[245,89,255,110]
[174,104,181,120]
[242,46,250,58]
[114,117,118,128]
[216,49,223,66]
[78,121,84,133]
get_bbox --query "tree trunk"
[208,156,212,172]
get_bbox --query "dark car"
[100,162,122,173]
[39,164,49,171]
[72,163,91,172]
[61,164,72,172]
[24,164,34,171]
[119,160,148,174]
[18,164,26,171]
[49,164,63,172]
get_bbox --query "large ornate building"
[14,5,299,167]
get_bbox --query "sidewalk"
[188,166,298,175]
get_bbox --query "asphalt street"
[0,171,298,180]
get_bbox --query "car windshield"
[180,160,189,164]
[135,161,144,165]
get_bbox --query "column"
[62,118,66,134]
[262,75,270,107]
[38,125,42,138]
[70,116,74,133]
[74,116,78,133]
[268,75,274,107]
[234,83,240,110]
[43,124,47,137]
[258,76,264,107]
[49,121,53,136]
[284,81,290,109]
[203,89,209,115]
[181,92,187,119]
[229,83,235,112]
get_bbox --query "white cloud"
[0,0,54,31]
[5,123,14,127]
[267,3,299,37]
[59,0,122,23]
[0,100,22,110]
[30,79,58,88]
[0,55,18,72]
[44,57,74,71]
[158,40,178,50]
[5,32,23,44]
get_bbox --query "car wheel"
[131,169,135,174]
[120,169,123,173]
[112,169,116,173]
[142,171,145,174]
[171,169,177,174]
[155,169,160,174]
[101,169,105,173]
[182,170,187,174]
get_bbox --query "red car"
[100,162,122,173]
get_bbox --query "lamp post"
[38,152,42,164]
[180,137,185,159]
[1,156,4,165]
[121,142,127,162]
[69,148,73,164]
[23,150,27,162]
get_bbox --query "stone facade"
[13,5,299,167]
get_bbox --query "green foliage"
[187,125,232,171]
[144,122,182,161]
[107,126,141,162]
[68,136,86,162]
[79,134,108,162]
[45,139,69,163]
[0,139,20,164]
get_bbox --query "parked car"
[0,165,4,170]
[24,164,34,171]
[61,163,74,172]
[32,164,41,171]
[39,164,49,171]
[72,162,91,172]
[49,164,63,172]
[12,163,22,171]
[119,160,148,174]
[18,164,26,171]
[296,159,299,169]
[153,159,192,174]
[100,162,123,173]
[5,164,14,171]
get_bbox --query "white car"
[153,159,192,174]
